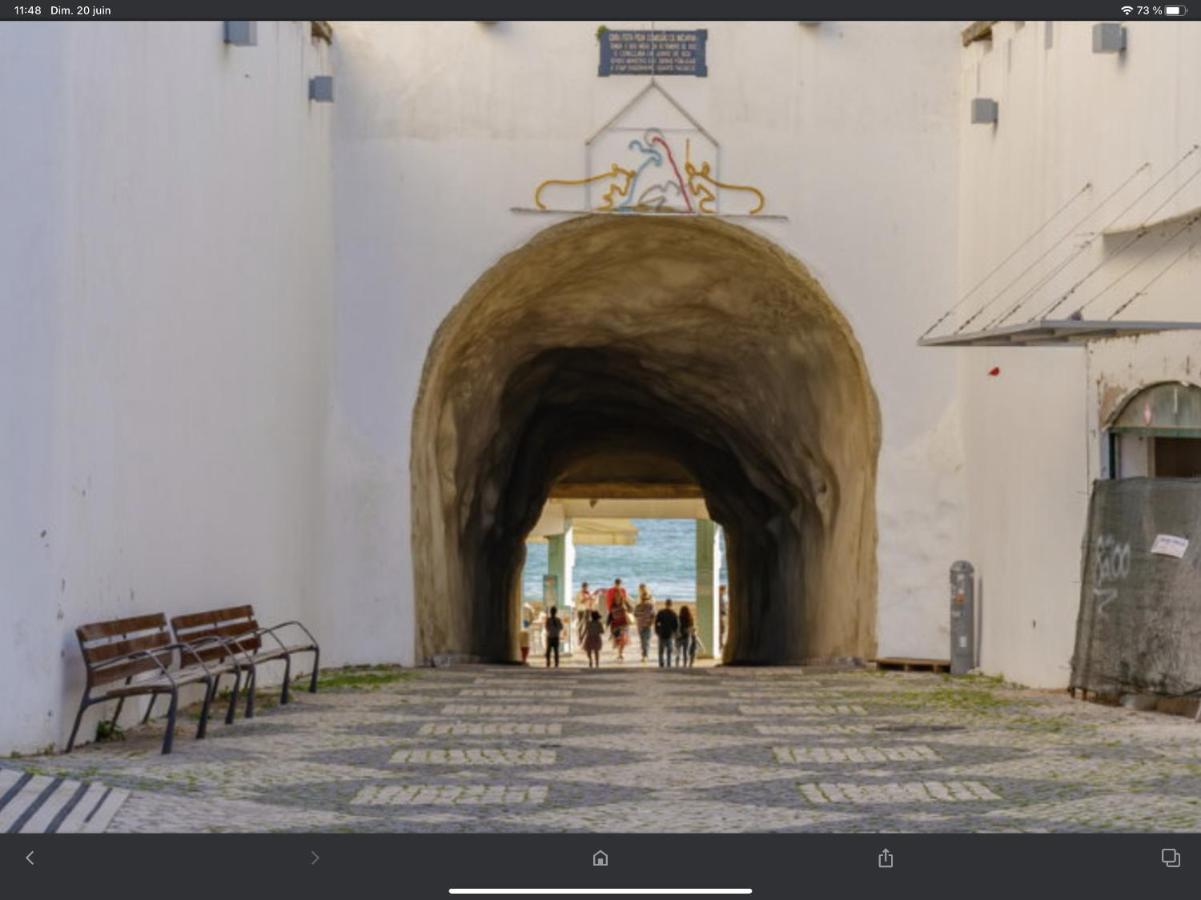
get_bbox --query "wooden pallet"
[872,657,951,673]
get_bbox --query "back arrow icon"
[26,851,35,866]
[311,851,319,866]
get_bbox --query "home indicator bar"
[449,890,754,895]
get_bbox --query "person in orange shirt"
[605,578,629,613]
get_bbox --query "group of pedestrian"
[575,578,635,668]
[532,578,719,669]
[555,578,701,669]
[652,598,701,668]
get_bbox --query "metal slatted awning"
[527,517,639,546]
[919,146,1201,350]
[918,319,1201,348]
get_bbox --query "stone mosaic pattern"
[5,661,1201,832]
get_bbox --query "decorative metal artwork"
[530,82,768,217]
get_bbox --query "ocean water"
[522,519,727,602]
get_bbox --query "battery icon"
[1165,5,1187,14]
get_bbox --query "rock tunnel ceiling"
[412,215,881,665]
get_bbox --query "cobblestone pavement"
[5,659,1201,833]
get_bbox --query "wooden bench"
[68,614,242,755]
[171,605,320,718]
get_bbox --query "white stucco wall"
[328,20,968,666]
[0,21,335,753]
[956,20,1201,686]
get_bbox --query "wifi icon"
[1121,4,1134,12]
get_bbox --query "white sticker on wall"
[1150,534,1189,559]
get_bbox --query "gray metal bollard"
[950,561,975,675]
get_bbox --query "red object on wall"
[988,366,1001,376]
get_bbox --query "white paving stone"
[739,704,867,716]
[441,704,569,716]
[351,784,548,806]
[80,787,131,833]
[389,748,556,765]
[457,689,573,699]
[0,769,21,795]
[755,724,877,736]
[798,781,1000,804]
[0,774,53,832]
[18,779,82,833]
[774,745,939,763]
[419,722,563,736]
[55,782,110,834]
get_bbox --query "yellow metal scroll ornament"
[532,138,766,215]
[534,164,637,212]
[683,140,765,215]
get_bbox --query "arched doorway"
[1107,381,1201,479]
[411,215,881,665]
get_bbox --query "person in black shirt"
[654,598,680,668]
[544,606,564,668]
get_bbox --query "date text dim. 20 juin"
[46,5,114,15]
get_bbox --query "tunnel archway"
[411,215,880,665]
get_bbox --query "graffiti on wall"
[1092,533,1130,620]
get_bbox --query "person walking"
[583,610,605,669]
[654,598,679,668]
[605,578,629,614]
[676,604,695,667]
[634,586,656,663]
[574,582,594,646]
[607,598,631,662]
[576,582,594,609]
[677,603,697,667]
[544,606,564,668]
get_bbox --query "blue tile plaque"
[598,29,708,77]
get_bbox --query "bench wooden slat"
[172,616,262,654]
[83,630,171,665]
[168,611,215,630]
[174,619,259,641]
[77,613,167,641]
[208,604,255,622]
[90,652,176,686]
[205,620,261,645]
[172,605,254,630]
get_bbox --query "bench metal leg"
[206,672,227,724]
[225,669,242,725]
[309,648,320,693]
[142,694,157,724]
[245,668,256,719]
[65,695,91,753]
[196,676,214,740]
[107,675,136,735]
[280,654,292,705]
[162,689,179,755]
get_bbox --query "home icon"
[592,851,609,868]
